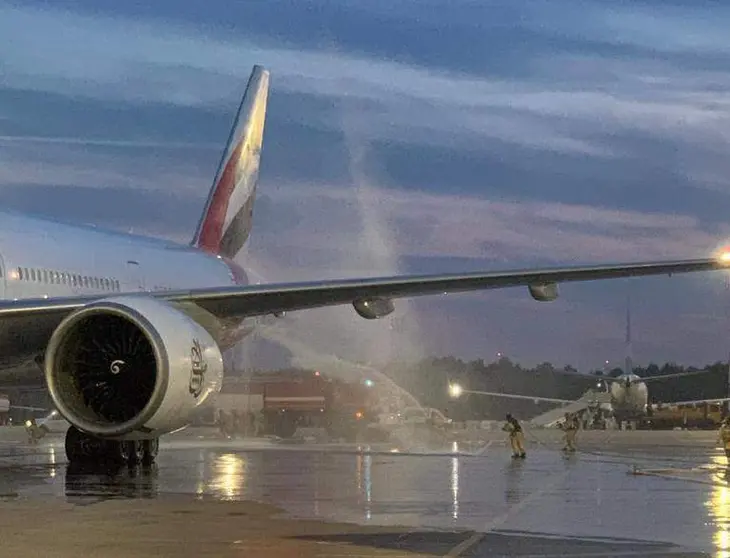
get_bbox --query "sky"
[3,0,730,371]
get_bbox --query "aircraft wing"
[454,390,577,404]
[0,257,726,325]
[653,397,730,406]
[602,369,716,384]
[175,258,730,319]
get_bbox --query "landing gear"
[65,426,159,467]
[141,438,159,465]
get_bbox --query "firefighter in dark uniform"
[502,413,526,459]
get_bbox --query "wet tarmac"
[0,428,727,557]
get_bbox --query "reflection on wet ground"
[0,431,728,556]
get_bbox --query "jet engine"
[528,282,559,302]
[44,296,224,439]
[353,297,395,319]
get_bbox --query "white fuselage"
[0,210,243,374]
[608,374,649,419]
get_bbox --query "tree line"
[381,357,730,421]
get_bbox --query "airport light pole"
[448,383,464,399]
[727,351,730,419]
[726,274,730,418]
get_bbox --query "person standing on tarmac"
[560,412,579,452]
[718,417,730,463]
[503,413,526,459]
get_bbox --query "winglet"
[191,65,270,259]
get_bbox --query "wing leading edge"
[179,257,729,319]
[0,257,727,323]
[601,369,716,384]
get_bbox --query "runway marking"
[443,467,572,557]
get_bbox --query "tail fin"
[624,288,633,376]
[191,65,270,259]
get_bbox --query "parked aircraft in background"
[448,298,730,426]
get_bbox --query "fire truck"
[215,371,376,439]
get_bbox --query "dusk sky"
[3,0,730,371]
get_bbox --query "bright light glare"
[716,247,730,262]
[448,383,464,398]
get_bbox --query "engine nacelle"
[528,282,559,302]
[45,296,224,439]
[353,297,395,319]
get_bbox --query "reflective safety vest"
[503,420,522,436]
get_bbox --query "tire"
[121,441,145,466]
[141,438,159,465]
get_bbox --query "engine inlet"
[53,313,157,425]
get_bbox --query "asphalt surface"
[0,427,726,557]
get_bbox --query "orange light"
[355,411,363,419]
[716,248,730,262]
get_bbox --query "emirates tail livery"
[2,65,728,465]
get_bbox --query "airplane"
[449,295,730,426]
[1,64,730,467]
[452,370,730,428]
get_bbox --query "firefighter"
[502,413,526,459]
[719,417,730,463]
[560,412,578,452]
[232,410,244,438]
[25,418,49,444]
[218,410,233,439]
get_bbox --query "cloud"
[5,1,730,164]
[250,182,729,270]
[0,183,200,240]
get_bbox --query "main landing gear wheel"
[141,438,159,465]
[65,426,159,467]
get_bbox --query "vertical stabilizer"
[625,288,633,376]
[191,65,270,259]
